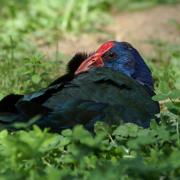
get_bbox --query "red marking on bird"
[96,41,114,56]
[75,41,114,75]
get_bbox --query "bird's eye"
[103,51,117,61]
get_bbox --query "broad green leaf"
[113,123,139,137]
[169,89,180,99]
[152,93,168,101]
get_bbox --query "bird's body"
[0,41,160,132]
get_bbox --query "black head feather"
[48,52,91,87]
[67,52,91,73]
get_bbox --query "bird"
[0,41,160,132]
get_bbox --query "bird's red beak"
[75,54,104,75]
[75,41,114,75]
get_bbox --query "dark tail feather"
[0,94,23,113]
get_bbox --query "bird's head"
[75,41,154,90]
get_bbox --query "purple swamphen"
[0,41,160,132]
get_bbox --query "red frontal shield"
[75,41,114,75]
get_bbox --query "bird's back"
[27,68,159,131]
[0,67,159,132]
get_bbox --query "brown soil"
[40,4,180,57]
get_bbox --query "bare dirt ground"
[41,4,180,57]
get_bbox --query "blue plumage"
[102,41,154,90]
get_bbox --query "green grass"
[0,1,180,179]
[0,117,179,179]
[0,37,67,98]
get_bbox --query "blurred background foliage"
[0,0,179,43]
